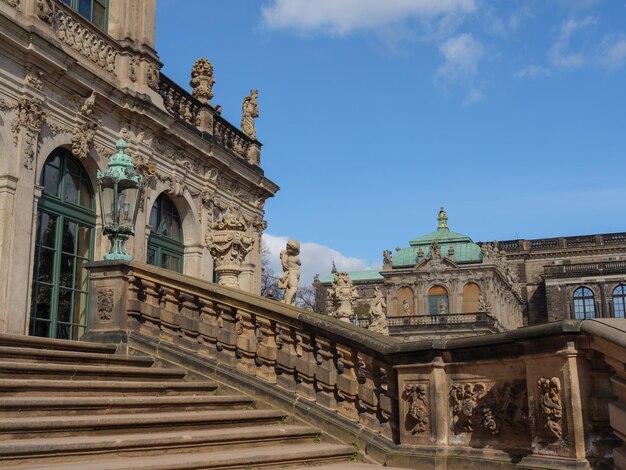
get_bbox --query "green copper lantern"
[97,139,144,260]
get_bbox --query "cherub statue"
[278,240,301,305]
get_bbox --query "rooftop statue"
[241,89,259,140]
[328,272,358,322]
[278,240,301,305]
[368,287,389,335]
[438,206,448,230]
[383,250,393,269]
[189,58,215,104]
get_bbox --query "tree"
[295,284,317,311]
[260,241,281,300]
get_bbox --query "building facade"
[0,0,278,340]
[315,209,626,338]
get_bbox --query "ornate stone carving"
[478,293,490,312]
[278,240,301,305]
[328,272,358,322]
[537,377,563,440]
[241,89,259,140]
[382,250,393,269]
[96,288,114,321]
[24,66,44,90]
[71,120,97,158]
[368,287,388,335]
[129,56,139,83]
[206,206,253,289]
[146,62,159,90]
[56,10,117,75]
[189,58,215,104]
[403,384,429,434]
[450,380,529,436]
[11,97,46,169]
[36,0,53,23]
[1,0,20,10]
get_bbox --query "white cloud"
[261,0,476,36]
[462,88,484,106]
[263,233,372,287]
[435,33,484,82]
[549,16,597,68]
[599,35,626,69]
[515,65,552,79]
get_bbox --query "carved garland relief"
[96,288,114,321]
[403,384,430,434]
[537,377,563,440]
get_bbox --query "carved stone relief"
[537,377,563,440]
[450,379,529,436]
[1,0,20,10]
[189,58,215,104]
[71,92,99,159]
[8,96,46,169]
[97,288,114,321]
[403,384,429,434]
[56,10,117,75]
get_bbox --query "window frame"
[572,286,596,319]
[63,0,109,31]
[147,194,184,273]
[613,285,626,319]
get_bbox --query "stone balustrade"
[85,260,626,469]
[158,74,261,165]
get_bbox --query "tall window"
[462,283,481,312]
[573,287,596,319]
[147,194,184,273]
[613,285,626,318]
[63,0,108,31]
[31,149,95,340]
[428,285,449,315]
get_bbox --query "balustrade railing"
[158,74,257,162]
[85,260,624,468]
[544,260,626,278]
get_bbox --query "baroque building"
[0,0,278,340]
[315,208,626,339]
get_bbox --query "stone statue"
[478,293,489,312]
[277,240,301,305]
[402,299,411,315]
[368,287,388,335]
[438,298,448,315]
[241,89,259,140]
[189,58,215,104]
[429,242,442,261]
[383,250,393,269]
[537,377,563,439]
[438,206,448,229]
[327,272,358,322]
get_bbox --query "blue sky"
[156,1,626,284]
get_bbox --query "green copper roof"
[318,269,383,284]
[393,208,483,267]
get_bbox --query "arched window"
[613,285,626,318]
[30,149,96,340]
[428,285,449,315]
[573,287,596,319]
[462,283,481,312]
[396,287,414,316]
[147,194,184,273]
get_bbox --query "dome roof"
[392,208,483,267]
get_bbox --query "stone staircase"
[0,333,370,469]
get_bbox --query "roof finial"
[438,206,448,230]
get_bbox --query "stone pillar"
[205,207,253,289]
[108,0,156,50]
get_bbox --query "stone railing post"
[295,332,316,400]
[314,336,338,411]
[336,345,360,421]
[235,310,258,375]
[197,299,219,359]
[177,292,199,353]
[275,325,298,393]
[216,303,238,366]
[255,318,277,383]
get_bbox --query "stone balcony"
[543,260,626,279]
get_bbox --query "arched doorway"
[428,285,449,315]
[147,193,184,272]
[30,149,96,340]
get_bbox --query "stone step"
[0,378,218,396]
[0,424,319,466]
[0,394,253,417]
[0,409,286,440]
[0,333,116,355]
[13,442,355,469]
[0,345,155,367]
[0,361,186,381]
